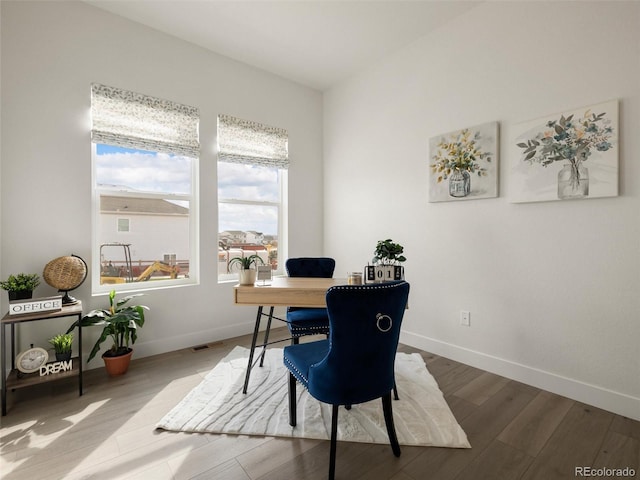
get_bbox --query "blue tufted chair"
[283,280,410,480]
[285,257,336,344]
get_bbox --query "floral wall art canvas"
[510,100,618,203]
[428,121,499,202]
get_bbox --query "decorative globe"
[43,255,87,305]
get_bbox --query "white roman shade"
[91,83,200,158]
[218,114,288,169]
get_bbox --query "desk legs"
[259,307,274,368]
[243,306,263,394]
[242,306,276,394]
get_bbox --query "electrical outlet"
[460,310,470,326]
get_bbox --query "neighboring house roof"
[101,196,189,215]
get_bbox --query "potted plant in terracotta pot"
[0,273,40,301]
[370,239,406,283]
[49,333,74,362]
[67,290,148,376]
[229,254,264,285]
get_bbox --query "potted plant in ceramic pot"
[229,254,264,286]
[369,239,406,283]
[0,273,41,301]
[49,333,74,362]
[67,290,148,376]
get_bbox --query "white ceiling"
[86,1,478,91]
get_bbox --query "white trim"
[218,199,280,207]
[278,169,287,277]
[91,142,101,292]
[217,167,286,282]
[78,308,286,370]
[190,149,200,286]
[91,143,199,295]
[96,189,191,202]
[400,330,640,421]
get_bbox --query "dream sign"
[40,359,73,376]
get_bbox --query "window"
[91,84,199,292]
[117,218,130,233]
[217,114,288,281]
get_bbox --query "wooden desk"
[234,277,347,394]
[234,277,346,307]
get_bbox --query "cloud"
[219,203,278,235]
[96,151,191,194]
[217,162,279,202]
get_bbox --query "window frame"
[91,143,199,294]
[217,167,287,283]
[216,114,289,284]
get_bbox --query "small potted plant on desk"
[67,290,148,376]
[229,254,264,286]
[49,333,74,362]
[369,239,407,283]
[0,273,41,301]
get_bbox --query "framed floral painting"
[510,100,618,203]
[428,121,499,202]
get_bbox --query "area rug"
[156,346,470,448]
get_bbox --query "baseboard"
[400,331,640,422]
[81,320,258,371]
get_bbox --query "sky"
[96,144,191,194]
[96,144,280,235]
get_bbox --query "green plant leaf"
[76,290,148,363]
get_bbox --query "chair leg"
[393,381,399,400]
[291,336,300,345]
[329,404,339,480]
[382,392,401,457]
[288,372,297,427]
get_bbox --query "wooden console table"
[1,302,83,415]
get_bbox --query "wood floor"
[1,328,638,480]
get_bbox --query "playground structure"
[100,243,183,284]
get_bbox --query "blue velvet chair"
[285,257,335,344]
[283,281,410,480]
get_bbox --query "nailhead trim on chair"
[284,357,309,385]
[330,282,404,292]
[290,325,330,336]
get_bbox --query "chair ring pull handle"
[376,313,392,333]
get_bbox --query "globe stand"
[43,255,87,305]
[60,290,79,305]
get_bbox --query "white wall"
[324,2,640,420]
[1,2,323,362]
[99,214,190,265]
